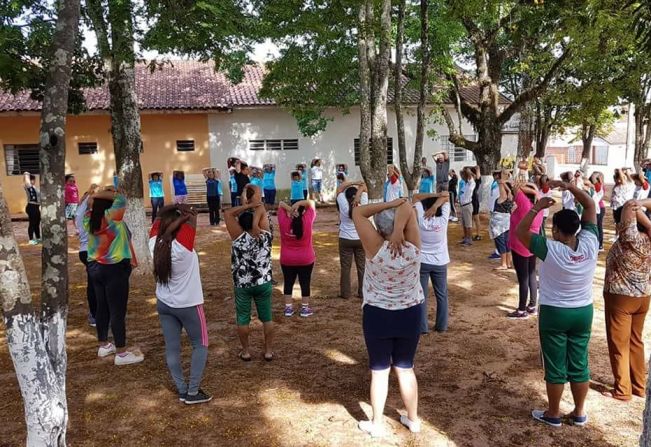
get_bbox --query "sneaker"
[461,240,472,246]
[449,216,459,222]
[114,350,144,366]
[36,239,42,244]
[98,343,116,357]
[526,306,538,316]
[532,409,562,427]
[28,239,38,245]
[358,420,385,438]
[299,306,314,317]
[399,415,421,433]
[88,314,97,327]
[179,392,188,402]
[568,413,588,427]
[488,252,501,260]
[507,310,530,320]
[185,389,212,405]
[284,306,295,317]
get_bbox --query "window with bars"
[438,135,476,162]
[353,138,394,166]
[4,144,40,175]
[176,140,195,152]
[248,139,299,151]
[78,142,98,155]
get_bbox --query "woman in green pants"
[516,176,599,428]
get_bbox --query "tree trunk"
[0,181,67,446]
[107,0,151,273]
[356,0,391,200]
[393,0,410,190]
[579,122,595,173]
[357,2,375,197]
[412,0,429,189]
[634,103,651,167]
[0,0,80,444]
[368,0,392,200]
[517,99,534,159]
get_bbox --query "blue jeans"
[419,263,448,333]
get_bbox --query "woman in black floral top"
[224,185,275,361]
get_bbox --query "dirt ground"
[0,205,647,446]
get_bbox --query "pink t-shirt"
[65,183,79,205]
[509,190,543,257]
[278,206,316,266]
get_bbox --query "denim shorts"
[311,180,322,193]
[494,231,511,254]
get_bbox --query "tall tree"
[441,0,581,173]
[86,0,151,273]
[0,0,81,444]
[393,0,430,194]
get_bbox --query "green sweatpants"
[539,304,593,384]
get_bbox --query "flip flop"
[264,352,274,362]
[239,352,252,362]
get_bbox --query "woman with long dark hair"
[149,204,211,404]
[336,180,368,298]
[83,186,143,365]
[278,199,317,317]
[23,171,41,245]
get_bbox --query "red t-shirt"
[278,207,316,266]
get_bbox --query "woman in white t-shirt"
[150,204,211,405]
[516,180,598,428]
[310,159,324,203]
[384,165,403,202]
[336,181,368,298]
[413,192,450,333]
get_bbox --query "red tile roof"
[0,60,509,113]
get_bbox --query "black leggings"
[88,260,132,348]
[512,252,537,311]
[26,203,41,240]
[79,251,98,318]
[281,263,314,297]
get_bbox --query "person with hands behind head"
[224,185,274,362]
[471,165,482,241]
[490,171,514,271]
[23,171,41,245]
[603,198,651,401]
[508,178,543,319]
[337,180,368,299]
[516,179,598,428]
[84,185,143,366]
[277,199,317,318]
[352,198,424,438]
[149,203,212,404]
[413,191,451,333]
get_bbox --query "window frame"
[4,144,40,176]
[176,140,196,152]
[78,142,98,155]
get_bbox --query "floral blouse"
[604,220,651,297]
[231,231,272,288]
[362,241,424,310]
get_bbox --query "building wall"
[0,113,210,214]
[209,106,518,200]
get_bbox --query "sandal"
[238,351,252,362]
[264,352,274,362]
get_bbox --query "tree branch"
[498,47,571,126]
[441,105,479,152]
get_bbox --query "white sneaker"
[97,343,116,357]
[358,420,385,438]
[400,415,421,433]
[114,351,144,366]
[28,239,38,245]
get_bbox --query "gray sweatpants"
[157,300,209,395]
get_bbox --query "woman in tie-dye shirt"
[84,187,143,366]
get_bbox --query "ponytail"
[153,207,182,285]
[291,206,306,240]
[345,187,358,219]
